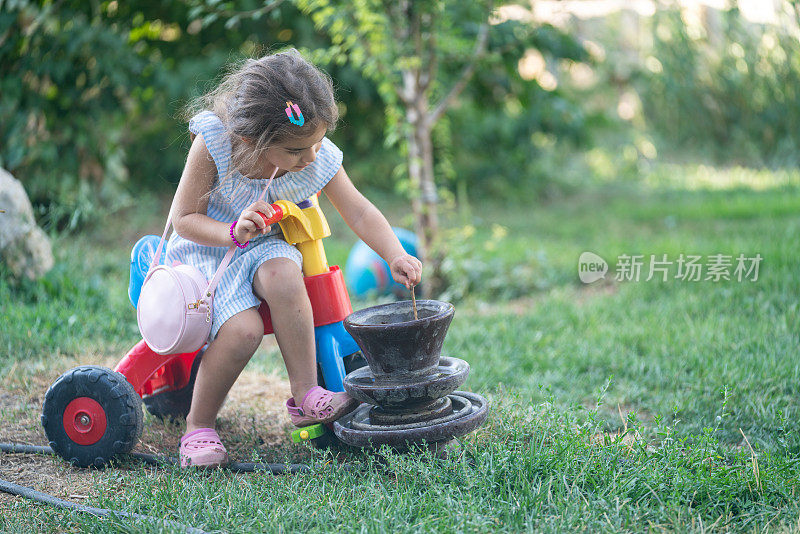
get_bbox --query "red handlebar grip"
[256,204,284,227]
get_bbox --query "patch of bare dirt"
[0,343,314,509]
[0,454,103,506]
[0,354,109,507]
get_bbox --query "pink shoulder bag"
[137,169,277,355]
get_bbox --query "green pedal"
[291,423,327,443]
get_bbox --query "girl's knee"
[254,258,305,302]
[216,311,263,357]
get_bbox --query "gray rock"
[0,168,54,280]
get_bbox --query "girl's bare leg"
[185,307,263,433]
[253,257,317,405]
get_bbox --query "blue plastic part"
[344,227,418,298]
[314,321,360,392]
[128,235,166,308]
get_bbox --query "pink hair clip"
[285,101,304,126]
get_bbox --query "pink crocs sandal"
[179,428,229,468]
[286,386,359,427]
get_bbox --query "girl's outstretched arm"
[323,166,422,288]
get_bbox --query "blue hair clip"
[285,101,304,126]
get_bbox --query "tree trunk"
[404,96,427,280]
[417,114,442,297]
[395,2,490,298]
[403,67,442,298]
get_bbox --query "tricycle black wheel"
[41,365,143,468]
[142,349,203,420]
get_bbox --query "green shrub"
[635,1,800,165]
[437,223,556,302]
[0,1,145,230]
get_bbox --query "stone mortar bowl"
[343,300,455,380]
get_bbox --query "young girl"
[166,49,423,468]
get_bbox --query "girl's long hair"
[182,48,339,193]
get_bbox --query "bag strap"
[148,166,280,300]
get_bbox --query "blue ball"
[128,235,165,308]
[345,227,418,298]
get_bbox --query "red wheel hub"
[62,397,107,445]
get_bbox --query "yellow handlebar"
[257,197,331,276]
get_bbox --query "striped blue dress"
[165,110,344,338]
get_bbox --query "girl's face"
[259,125,328,174]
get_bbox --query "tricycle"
[41,194,366,467]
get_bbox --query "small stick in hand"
[410,284,418,320]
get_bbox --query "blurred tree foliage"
[1,0,143,229]
[6,0,800,235]
[1,0,596,234]
[0,0,393,229]
[448,22,594,200]
[634,1,800,166]
[289,0,589,294]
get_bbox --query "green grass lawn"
[1,165,800,532]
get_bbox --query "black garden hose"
[0,442,317,533]
[0,477,209,534]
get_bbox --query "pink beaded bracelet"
[230,221,248,248]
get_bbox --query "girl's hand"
[233,200,275,244]
[389,253,422,289]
